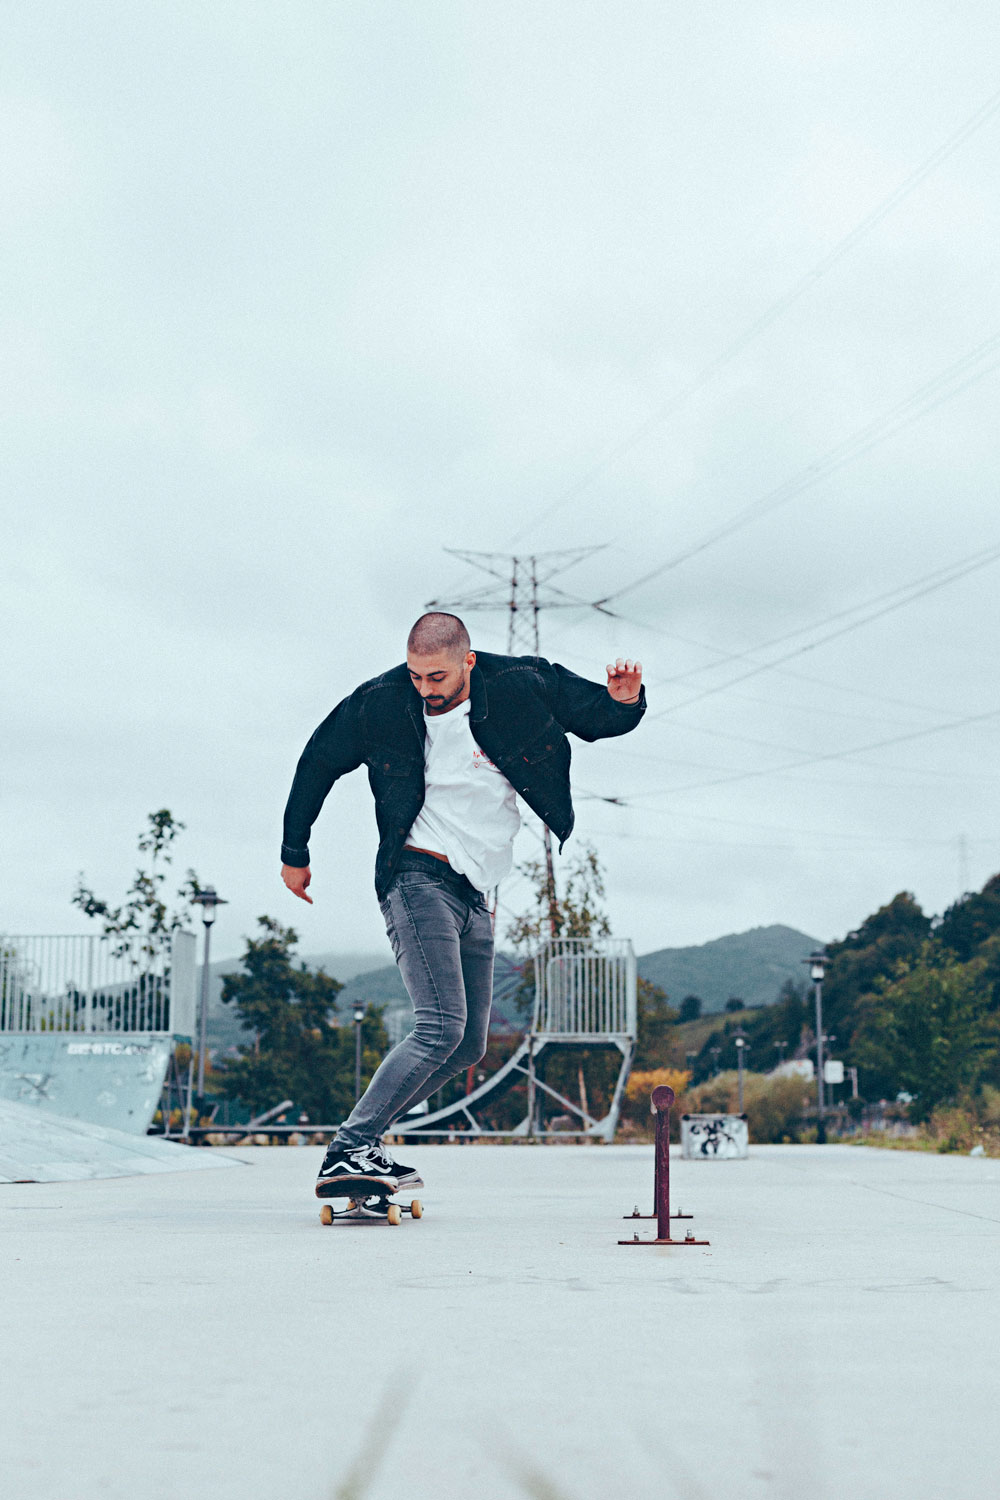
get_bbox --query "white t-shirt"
[406,699,521,892]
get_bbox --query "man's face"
[406,650,475,715]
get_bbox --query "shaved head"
[407,612,471,661]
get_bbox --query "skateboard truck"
[618,1085,709,1247]
[320,1192,423,1227]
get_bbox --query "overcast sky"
[4,1,1000,970]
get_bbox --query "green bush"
[638,1069,815,1143]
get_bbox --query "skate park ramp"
[0,1098,242,1183]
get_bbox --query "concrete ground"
[1,1142,998,1500]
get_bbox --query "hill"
[336,953,525,1040]
[202,922,819,1055]
[202,950,390,1054]
[202,947,523,1054]
[638,924,820,1012]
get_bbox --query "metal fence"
[0,931,197,1036]
[532,937,636,1039]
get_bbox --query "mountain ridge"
[638,923,820,1013]
[203,922,820,1051]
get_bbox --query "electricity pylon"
[427,547,608,933]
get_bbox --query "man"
[280,611,644,1198]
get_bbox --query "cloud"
[4,1,1000,954]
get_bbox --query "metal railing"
[532,937,636,1039]
[0,930,197,1035]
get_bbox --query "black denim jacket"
[281,651,646,899]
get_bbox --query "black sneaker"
[315,1141,399,1199]
[366,1141,424,1190]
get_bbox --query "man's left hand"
[606,657,643,703]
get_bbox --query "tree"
[852,944,996,1118]
[725,996,744,1013]
[936,875,1000,962]
[506,842,612,950]
[507,841,613,1018]
[823,891,931,1049]
[216,917,388,1121]
[687,977,809,1085]
[678,994,702,1023]
[772,978,808,1056]
[634,979,679,1069]
[73,809,202,961]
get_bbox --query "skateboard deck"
[319,1189,423,1227]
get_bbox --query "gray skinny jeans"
[335,852,495,1149]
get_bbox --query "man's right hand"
[281,864,313,904]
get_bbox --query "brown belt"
[404,845,450,864]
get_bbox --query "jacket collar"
[469,662,488,723]
[405,692,425,747]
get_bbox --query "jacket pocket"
[373,755,421,778]
[519,722,564,764]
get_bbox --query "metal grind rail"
[619,1085,710,1248]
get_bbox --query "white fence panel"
[532,937,636,1039]
[0,931,197,1036]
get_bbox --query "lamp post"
[734,1032,747,1114]
[353,1004,364,1103]
[191,886,228,1114]
[803,950,830,1143]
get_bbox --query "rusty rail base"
[618,1083,710,1248]
[618,1231,710,1246]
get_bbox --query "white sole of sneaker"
[315,1173,398,1199]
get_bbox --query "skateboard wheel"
[410,1199,423,1219]
[386,1203,402,1226]
[320,1204,334,1225]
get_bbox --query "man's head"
[406,612,475,715]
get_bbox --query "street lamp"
[353,1004,365,1103]
[803,950,830,1143]
[191,886,228,1114]
[734,1032,747,1113]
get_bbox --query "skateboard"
[316,1176,423,1227]
[319,1189,423,1227]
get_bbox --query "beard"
[425,676,467,712]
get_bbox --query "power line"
[581,729,1000,791]
[543,611,965,729]
[614,700,1000,802]
[574,798,995,848]
[508,81,1000,546]
[549,538,1000,729]
[645,537,1000,718]
[583,732,1000,784]
[599,329,1000,605]
[583,822,999,854]
[650,540,1000,691]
